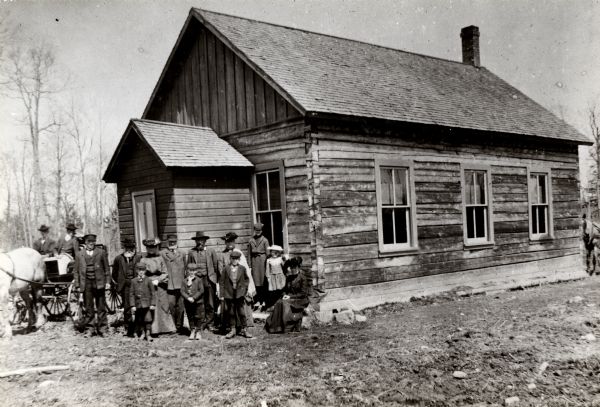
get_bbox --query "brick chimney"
[460,25,480,67]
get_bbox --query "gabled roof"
[103,119,253,182]
[184,8,589,144]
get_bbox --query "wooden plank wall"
[115,136,174,245]
[145,21,301,134]
[223,121,312,264]
[312,129,581,290]
[169,170,253,256]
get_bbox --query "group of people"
[41,221,315,340]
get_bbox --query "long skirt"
[265,298,304,334]
[151,285,176,334]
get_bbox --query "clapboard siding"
[312,129,581,290]
[114,137,174,245]
[145,20,301,134]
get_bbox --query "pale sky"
[1,0,599,180]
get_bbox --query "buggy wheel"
[105,286,122,314]
[44,295,69,316]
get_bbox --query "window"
[375,161,418,252]
[132,190,157,252]
[253,163,286,248]
[462,167,493,246]
[528,170,553,239]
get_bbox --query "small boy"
[181,263,205,340]
[219,251,252,339]
[129,263,156,341]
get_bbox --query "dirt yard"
[2,276,600,407]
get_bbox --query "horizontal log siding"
[115,137,174,245]
[224,122,312,264]
[170,171,253,255]
[314,130,580,290]
[144,21,301,134]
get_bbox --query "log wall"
[311,128,581,291]
[144,20,301,134]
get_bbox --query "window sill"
[529,235,554,243]
[463,241,495,250]
[378,246,419,257]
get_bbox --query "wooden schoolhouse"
[103,9,590,310]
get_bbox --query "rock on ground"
[334,309,355,325]
[505,396,520,406]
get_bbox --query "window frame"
[252,161,288,252]
[375,159,419,254]
[527,167,554,241]
[131,189,158,253]
[461,164,494,248]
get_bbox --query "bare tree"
[66,101,91,231]
[589,104,600,213]
[50,121,68,226]
[2,45,61,225]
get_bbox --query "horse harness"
[0,252,42,285]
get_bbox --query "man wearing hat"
[186,231,219,330]
[74,233,110,337]
[160,234,186,333]
[112,238,141,336]
[219,250,252,339]
[55,223,80,261]
[33,224,56,256]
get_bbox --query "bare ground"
[2,277,600,406]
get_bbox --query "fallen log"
[0,365,70,378]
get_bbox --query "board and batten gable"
[144,18,301,135]
[306,121,582,309]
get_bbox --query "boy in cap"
[248,223,269,307]
[74,233,110,336]
[130,263,156,341]
[33,224,56,256]
[112,238,141,336]
[160,234,186,333]
[187,232,219,331]
[219,251,252,339]
[180,263,205,340]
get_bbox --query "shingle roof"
[193,9,589,144]
[132,119,253,168]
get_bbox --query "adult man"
[74,234,110,337]
[160,234,186,333]
[55,223,80,261]
[112,238,141,336]
[582,214,597,275]
[32,224,56,256]
[186,232,219,330]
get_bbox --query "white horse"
[0,247,46,338]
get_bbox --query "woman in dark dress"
[265,257,312,333]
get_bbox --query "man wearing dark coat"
[32,224,56,256]
[160,234,186,333]
[55,223,80,263]
[219,251,252,339]
[186,232,219,330]
[112,238,141,336]
[74,234,110,336]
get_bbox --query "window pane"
[394,168,408,206]
[532,206,539,234]
[465,171,475,205]
[258,212,273,245]
[474,207,486,238]
[394,208,409,244]
[137,201,147,240]
[272,211,284,247]
[466,207,475,239]
[538,175,547,204]
[475,172,486,204]
[268,171,281,210]
[380,168,393,205]
[529,174,539,204]
[382,208,394,244]
[535,205,547,234]
[256,173,269,211]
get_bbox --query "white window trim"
[131,189,158,253]
[252,161,288,253]
[461,164,494,248]
[375,159,419,254]
[527,167,554,241]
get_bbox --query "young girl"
[180,263,204,340]
[130,263,156,341]
[265,245,286,309]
